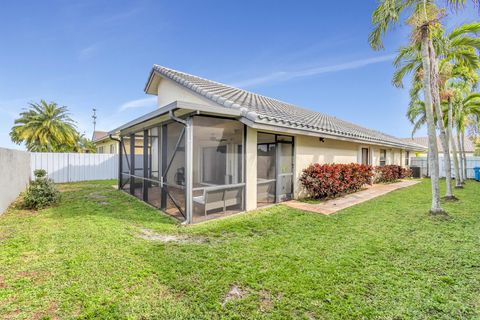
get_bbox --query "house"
[93,131,118,154]
[111,65,425,224]
[93,131,143,155]
[401,136,477,157]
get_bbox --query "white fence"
[411,157,480,179]
[31,153,119,183]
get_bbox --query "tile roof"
[147,65,425,150]
[92,131,108,142]
[401,136,476,153]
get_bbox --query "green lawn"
[1,179,480,319]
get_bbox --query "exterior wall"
[293,136,410,198]
[96,140,117,154]
[245,127,257,211]
[95,138,144,155]
[157,77,217,108]
[294,135,360,198]
[0,148,30,214]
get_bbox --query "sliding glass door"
[257,133,294,207]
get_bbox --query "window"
[405,151,410,166]
[97,146,104,153]
[380,149,387,166]
[109,144,115,154]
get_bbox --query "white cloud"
[119,97,157,111]
[231,54,396,88]
[79,44,98,60]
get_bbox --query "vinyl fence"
[31,153,119,183]
[410,156,480,179]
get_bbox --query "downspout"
[110,134,122,190]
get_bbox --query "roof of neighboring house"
[92,131,109,142]
[400,136,476,153]
[144,65,425,150]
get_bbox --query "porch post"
[161,125,167,210]
[143,130,148,202]
[185,117,193,223]
[118,136,123,190]
[245,127,257,211]
[129,133,135,195]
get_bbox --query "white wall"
[0,148,30,214]
[157,77,216,108]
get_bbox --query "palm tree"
[393,21,480,197]
[10,100,78,152]
[75,134,97,153]
[453,90,480,178]
[370,0,459,214]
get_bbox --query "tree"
[370,0,477,214]
[10,100,78,152]
[394,22,480,196]
[74,134,97,153]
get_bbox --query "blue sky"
[0,1,476,150]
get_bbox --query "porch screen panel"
[146,127,161,208]
[192,116,245,223]
[132,131,144,200]
[120,136,132,192]
[163,121,186,220]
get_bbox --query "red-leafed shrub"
[374,165,412,183]
[299,163,374,199]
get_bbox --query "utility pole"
[92,108,97,135]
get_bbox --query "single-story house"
[111,65,425,224]
[93,131,117,154]
[401,136,477,157]
[93,131,144,155]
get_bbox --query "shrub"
[374,165,412,183]
[23,170,60,210]
[299,163,373,199]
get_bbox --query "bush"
[374,165,412,183]
[299,163,373,199]
[23,170,60,210]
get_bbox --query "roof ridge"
[149,64,424,150]
[153,64,330,115]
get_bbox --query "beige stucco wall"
[294,135,361,197]
[157,77,216,108]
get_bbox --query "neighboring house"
[93,131,143,155]
[93,131,118,154]
[401,136,476,157]
[111,65,425,224]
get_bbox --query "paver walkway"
[285,180,420,215]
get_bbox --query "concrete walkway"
[285,180,420,215]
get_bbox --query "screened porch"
[118,115,245,224]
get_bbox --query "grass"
[1,179,480,319]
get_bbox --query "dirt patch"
[222,285,248,307]
[31,301,59,320]
[137,228,204,243]
[0,276,6,289]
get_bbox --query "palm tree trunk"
[428,39,454,199]
[461,130,468,179]
[448,99,462,188]
[457,131,465,182]
[421,34,444,214]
